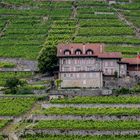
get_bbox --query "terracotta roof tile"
[57,43,105,57]
[121,58,140,65]
[97,52,122,59]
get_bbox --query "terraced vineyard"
[0,97,36,116]
[0,72,32,86]
[0,0,140,60]
[1,95,140,139]
[16,95,140,140]
[0,0,140,140]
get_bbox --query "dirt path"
[111,6,140,38]
[0,20,10,38]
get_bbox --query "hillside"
[1,1,140,139]
[0,0,140,60]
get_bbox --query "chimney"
[83,43,86,54]
[100,44,103,53]
[60,48,62,53]
[71,47,74,54]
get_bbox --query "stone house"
[57,43,140,88]
[121,58,140,77]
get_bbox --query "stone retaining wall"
[104,76,137,89]
[49,89,112,97]
[29,114,140,121]
[42,103,140,109]
[21,129,140,136]
[0,58,38,72]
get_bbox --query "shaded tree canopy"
[37,46,58,74]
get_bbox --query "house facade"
[57,43,140,88]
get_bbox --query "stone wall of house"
[129,71,140,77]
[119,63,127,77]
[101,59,120,76]
[60,57,101,72]
[60,72,103,88]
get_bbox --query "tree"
[4,77,24,94]
[37,45,58,74]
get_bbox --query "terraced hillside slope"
[0,0,140,60]
[2,95,140,140]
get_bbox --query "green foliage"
[0,72,32,86]
[114,71,118,78]
[38,46,58,74]
[50,96,140,104]
[0,0,140,60]
[116,88,131,94]
[0,120,10,129]
[131,84,140,93]
[16,87,33,95]
[33,120,140,130]
[0,97,36,116]
[0,62,16,68]
[55,79,62,89]
[26,84,46,90]
[41,107,140,116]
[4,77,26,94]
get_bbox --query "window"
[87,66,92,71]
[104,62,108,67]
[63,67,69,71]
[90,73,92,78]
[77,73,80,78]
[64,50,71,55]
[63,59,66,64]
[83,80,86,85]
[110,61,115,67]
[75,49,82,55]
[111,69,114,75]
[105,68,108,74]
[86,49,93,55]
[64,74,67,78]
[70,73,73,77]
[77,59,80,64]
[76,66,81,71]
[121,65,125,69]
[83,73,86,78]
[68,59,71,65]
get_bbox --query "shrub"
[4,77,27,94]
[55,79,62,89]
[17,87,33,95]
[116,87,131,94]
